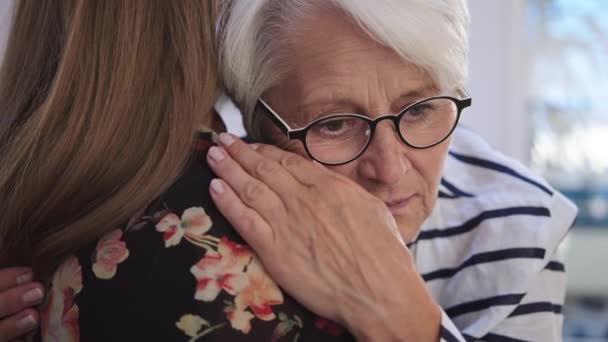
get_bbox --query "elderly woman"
[0,0,575,341]
[206,0,577,341]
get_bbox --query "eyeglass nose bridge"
[367,113,402,132]
[364,113,412,148]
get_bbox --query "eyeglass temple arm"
[258,99,292,136]
[459,88,472,107]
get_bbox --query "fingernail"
[250,144,260,150]
[218,133,236,147]
[23,287,44,304]
[210,179,224,196]
[207,146,225,162]
[16,272,33,285]
[16,314,37,331]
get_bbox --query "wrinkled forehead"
[266,11,439,126]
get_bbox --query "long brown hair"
[0,0,219,283]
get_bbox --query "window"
[527,0,608,228]
[525,1,608,339]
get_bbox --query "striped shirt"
[417,127,577,342]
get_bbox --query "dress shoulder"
[40,133,354,342]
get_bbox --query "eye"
[407,103,434,118]
[310,117,359,137]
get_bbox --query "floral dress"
[38,132,354,342]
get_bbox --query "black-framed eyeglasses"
[257,89,472,165]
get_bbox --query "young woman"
[0,1,396,341]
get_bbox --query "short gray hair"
[219,0,470,140]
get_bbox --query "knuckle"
[255,159,280,177]
[311,174,342,192]
[242,180,265,204]
[225,139,247,157]
[238,210,259,232]
[279,153,303,169]
[256,144,272,155]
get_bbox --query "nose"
[358,120,411,185]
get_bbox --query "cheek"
[418,155,443,187]
[412,143,450,200]
[327,162,360,180]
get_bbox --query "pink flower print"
[190,238,251,301]
[225,307,255,334]
[155,207,212,247]
[92,229,129,279]
[234,258,284,321]
[41,256,83,342]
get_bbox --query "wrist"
[348,305,441,342]
[348,317,405,342]
[342,274,442,341]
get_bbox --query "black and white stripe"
[439,178,475,199]
[448,151,553,196]
[417,206,551,241]
[422,248,546,282]
[418,127,577,342]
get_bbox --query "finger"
[0,308,39,341]
[209,178,276,259]
[249,143,329,187]
[215,133,309,194]
[206,146,288,224]
[0,268,32,292]
[207,139,299,201]
[0,284,44,319]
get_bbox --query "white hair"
[219,0,470,140]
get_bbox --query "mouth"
[384,196,415,215]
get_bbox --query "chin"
[394,200,430,243]
[395,216,424,243]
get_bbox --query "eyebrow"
[397,85,439,102]
[296,83,440,122]
[294,99,362,125]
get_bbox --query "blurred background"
[466,1,608,340]
[1,0,607,340]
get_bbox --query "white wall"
[464,0,530,165]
